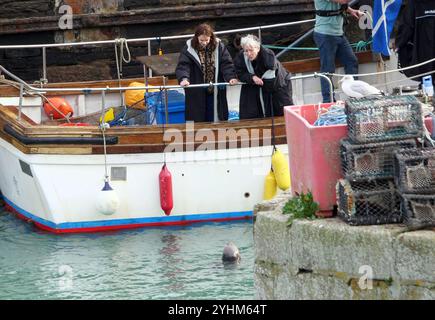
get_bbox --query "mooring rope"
[114,38,132,74]
[264,39,372,52]
[101,124,110,181]
[99,88,111,182]
[328,56,435,78]
[314,102,347,126]
[114,38,132,107]
[380,69,435,89]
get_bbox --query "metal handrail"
[1,65,334,116]
[1,64,333,99]
[0,65,40,92]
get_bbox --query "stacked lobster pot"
[337,95,424,226]
[394,148,435,228]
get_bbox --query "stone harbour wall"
[254,193,435,300]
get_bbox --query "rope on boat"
[328,56,435,79]
[101,124,110,180]
[313,103,347,126]
[159,86,167,164]
[264,45,318,51]
[264,39,372,52]
[114,38,132,107]
[269,94,277,155]
[353,40,372,52]
[114,38,132,68]
[378,69,435,89]
[99,88,111,183]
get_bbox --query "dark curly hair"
[191,23,217,51]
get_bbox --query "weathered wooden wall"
[0,0,317,82]
[0,0,54,19]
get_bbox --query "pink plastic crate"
[284,103,347,216]
[284,103,434,216]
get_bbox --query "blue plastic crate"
[156,103,185,124]
[146,90,185,124]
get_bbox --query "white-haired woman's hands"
[252,75,263,86]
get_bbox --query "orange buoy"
[43,97,74,120]
[159,164,173,216]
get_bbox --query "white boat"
[0,21,429,233]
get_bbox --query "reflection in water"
[159,234,185,293]
[160,234,181,256]
[0,209,254,300]
[222,260,241,271]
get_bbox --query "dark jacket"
[396,0,435,82]
[234,46,293,119]
[175,39,237,122]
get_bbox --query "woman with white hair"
[234,34,293,119]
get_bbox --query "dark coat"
[234,46,293,119]
[396,0,435,82]
[175,40,237,122]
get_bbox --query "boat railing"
[0,19,315,83]
[0,64,333,123]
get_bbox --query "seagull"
[339,75,383,98]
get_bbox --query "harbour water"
[0,208,254,300]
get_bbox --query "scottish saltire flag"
[372,0,402,56]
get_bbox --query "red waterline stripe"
[4,204,251,234]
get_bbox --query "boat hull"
[0,137,286,233]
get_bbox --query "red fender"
[159,164,173,216]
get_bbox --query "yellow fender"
[99,107,115,123]
[263,169,277,200]
[272,149,291,191]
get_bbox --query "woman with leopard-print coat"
[176,23,238,122]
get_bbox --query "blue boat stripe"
[4,196,59,229]
[3,195,253,230]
